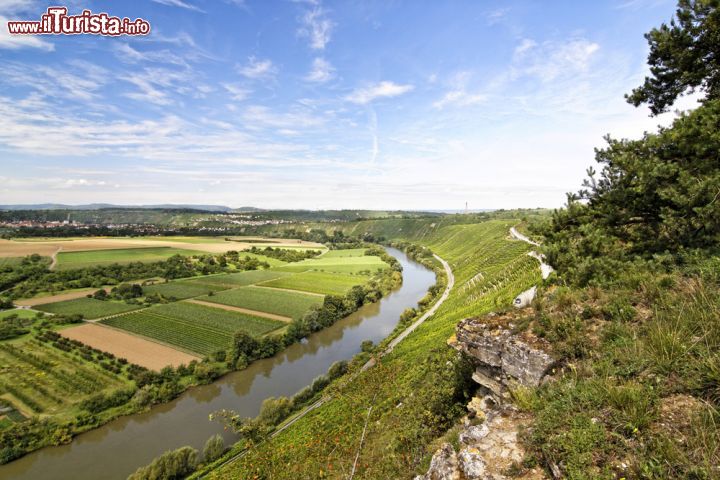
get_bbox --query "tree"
[627,0,720,114]
[127,446,198,480]
[201,434,225,463]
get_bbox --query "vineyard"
[35,298,142,319]
[181,270,291,287]
[101,302,284,356]
[142,281,230,300]
[0,338,130,417]
[258,271,366,296]
[199,286,323,320]
[210,219,542,479]
[274,253,387,274]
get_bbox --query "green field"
[321,248,368,257]
[35,298,142,319]
[0,339,129,417]
[199,286,323,319]
[273,254,387,274]
[181,269,292,287]
[101,302,283,355]
[55,247,204,270]
[143,281,229,300]
[259,271,365,296]
[0,309,40,320]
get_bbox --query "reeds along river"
[0,247,436,480]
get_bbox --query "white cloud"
[237,56,276,79]
[222,83,251,101]
[305,57,334,83]
[346,81,414,104]
[432,71,488,109]
[241,105,325,130]
[150,0,205,13]
[0,15,54,51]
[298,6,333,50]
[515,38,600,82]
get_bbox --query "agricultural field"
[55,247,204,270]
[181,269,291,288]
[0,338,131,417]
[273,253,387,274]
[101,302,284,356]
[259,271,365,296]
[0,309,39,320]
[211,219,542,479]
[0,236,325,258]
[199,286,323,320]
[61,324,199,370]
[142,281,229,300]
[35,298,142,319]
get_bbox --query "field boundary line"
[184,299,292,322]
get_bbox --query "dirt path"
[49,246,61,271]
[185,299,292,322]
[510,226,554,307]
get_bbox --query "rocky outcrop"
[450,315,556,401]
[415,314,555,480]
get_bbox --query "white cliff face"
[416,314,554,480]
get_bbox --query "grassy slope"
[210,219,540,479]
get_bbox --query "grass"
[209,219,540,479]
[101,302,283,356]
[259,271,365,296]
[143,281,229,300]
[199,286,323,320]
[35,298,142,319]
[0,337,130,419]
[0,309,40,320]
[55,247,204,270]
[273,255,388,274]
[182,270,292,287]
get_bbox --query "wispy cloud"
[514,38,600,82]
[222,83,251,101]
[346,81,414,104]
[151,0,205,13]
[298,5,333,50]
[237,56,277,79]
[433,72,487,109]
[0,15,54,51]
[305,57,335,83]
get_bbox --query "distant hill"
[0,204,233,212]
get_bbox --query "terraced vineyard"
[259,271,365,296]
[101,302,284,356]
[0,339,129,417]
[211,219,542,479]
[199,286,323,319]
[35,298,142,319]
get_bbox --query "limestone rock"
[414,443,461,480]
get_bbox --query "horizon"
[0,0,698,209]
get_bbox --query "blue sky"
[0,0,695,209]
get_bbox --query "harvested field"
[61,323,199,370]
[55,247,204,270]
[0,236,325,258]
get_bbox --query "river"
[0,247,435,480]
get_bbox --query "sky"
[0,0,698,210]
